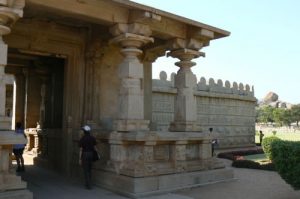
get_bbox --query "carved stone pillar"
[0,2,32,198]
[0,0,24,130]
[168,39,204,132]
[110,23,153,131]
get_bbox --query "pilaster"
[168,38,205,132]
[110,23,154,131]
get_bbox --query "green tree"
[256,106,275,124]
[273,108,292,127]
[273,108,284,126]
[291,104,300,127]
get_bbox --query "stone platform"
[94,168,233,198]
[93,131,234,198]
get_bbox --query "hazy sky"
[132,0,300,104]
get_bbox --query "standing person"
[78,125,98,189]
[259,130,264,145]
[13,122,26,172]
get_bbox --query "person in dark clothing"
[79,125,98,189]
[13,122,26,172]
[259,130,265,145]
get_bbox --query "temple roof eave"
[111,0,230,39]
[25,0,230,41]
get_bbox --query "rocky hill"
[258,91,293,109]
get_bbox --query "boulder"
[263,92,279,103]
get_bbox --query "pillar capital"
[0,0,25,37]
[168,48,204,69]
[168,38,206,51]
[110,32,153,49]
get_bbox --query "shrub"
[262,136,280,160]
[272,130,277,136]
[271,140,300,190]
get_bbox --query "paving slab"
[17,154,300,199]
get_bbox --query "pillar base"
[0,173,27,191]
[169,121,201,132]
[113,119,149,132]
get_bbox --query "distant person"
[13,122,26,172]
[211,139,218,156]
[259,130,265,145]
[78,125,98,189]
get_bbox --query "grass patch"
[255,132,300,144]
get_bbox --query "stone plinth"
[94,130,233,198]
[0,131,32,199]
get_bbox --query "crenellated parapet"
[152,71,255,98]
[197,77,254,97]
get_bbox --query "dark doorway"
[6,48,66,171]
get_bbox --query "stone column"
[168,40,204,132]
[110,23,153,132]
[0,2,32,198]
[143,48,166,130]
[0,0,24,130]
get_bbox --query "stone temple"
[0,0,256,198]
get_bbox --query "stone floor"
[15,153,300,199]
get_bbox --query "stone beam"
[25,1,229,41]
[26,0,129,24]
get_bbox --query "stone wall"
[152,71,257,149]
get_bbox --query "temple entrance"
[6,48,65,171]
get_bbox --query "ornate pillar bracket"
[168,38,205,132]
[109,23,154,132]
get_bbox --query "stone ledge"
[113,119,149,132]
[94,168,234,198]
[106,131,212,141]
[0,131,27,145]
